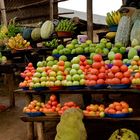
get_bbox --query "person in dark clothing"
[123,0,140,9]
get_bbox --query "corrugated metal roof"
[58,8,106,25]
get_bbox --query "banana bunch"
[55,19,77,32]
[109,128,139,140]
[7,33,30,50]
[106,11,122,26]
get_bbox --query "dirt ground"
[0,92,27,140]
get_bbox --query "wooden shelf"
[15,88,140,95]
[20,115,140,123]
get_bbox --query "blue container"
[105,112,132,118]
[32,87,48,91]
[22,87,29,90]
[88,84,108,89]
[25,112,45,117]
[109,25,118,32]
[110,84,130,89]
[66,85,85,90]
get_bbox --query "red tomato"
[113,60,123,67]
[105,79,112,84]
[115,105,123,111]
[90,68,99,75]
[45,104,51,109]
[107,72,115,79]
[114,53,122,60]
[85,65,90,69]
[99,67,106,73]
[93,54,102,62]
[89,80,97,85]
[112,78,121,84]
[80,55,86,62]
[137,60,140,66]
[115,72,123,79]
[123,71,131,78]
[111,66,120,73]
[97,79,104,84]
[52,101,58,106]
[135,73,140,78]
[50,95,57,101]
[108,108,116,114]
[121,77,130,84]
[91,75,98,81]
[80,66,85,71]
[120,65,128,72]
[58,60,65,66]
[28,63,33,67]
[92,62,102,69]
[83,61,88,66]
[59,66,65,71]
[98,73,106,79]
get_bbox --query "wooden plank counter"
[18,88,140,140]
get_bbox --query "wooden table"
[0,63,15,107]
[17,88,140,140]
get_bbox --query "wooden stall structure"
[0,0,69,24]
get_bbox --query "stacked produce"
[105,101,133,115]
[55,19,76,33]
[42,38,58,48]
[85,54,108,86]
[7,33,31,50]
[83,104,105,117]
[19,63,35,88]
[106,53,131,85]
[42,95,61,114]
[0,52,7,64]
[128,55,140,72]
[53,38,112,57]
[23,100,44,113]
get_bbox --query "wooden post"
[87,0,93,41]
[0,0,7,26]
[36,123,45,140]
[7,73,15,107]
[50,0,54,20]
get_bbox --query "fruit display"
[83,104,105,117]
[55,108,87,140]
[108,128,139,140]
[19,63,35,88]
[84,54,108,86]
[55,19,76,32]
[0,52,7,64]
[7,33,31,50]
[57,101,80,115]
[128,55,140,72]
[53,38,112,57]
[110,42,126,54]
[115,16,132,47]
[105,101,133,115]
[42,38,58,48]
[23,100,44,113]
[106,11,122,26]
[42,95,61,114]
[132,72,140,85]
[40,20,54,39]
[106,53,131,85]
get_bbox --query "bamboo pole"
[87,0,93,41]
[0,0,7,26]
[50,0,54,20]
